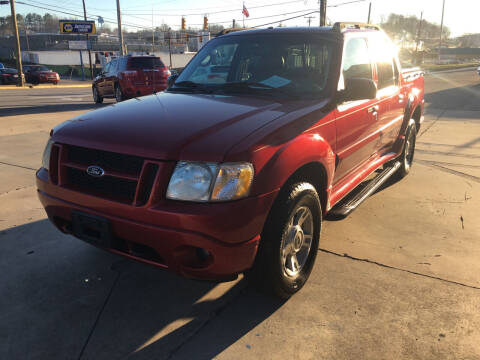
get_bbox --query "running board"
[328,161,401,218]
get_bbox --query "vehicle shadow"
[0,219,284,360]
[424,83,480,115]
[0,103,110,117]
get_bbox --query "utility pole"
[151,5,154,54]
[116,0,125,55]
[438,0,445,63]
[414,11,423,64]
[367,2,372,24]
[319,0,327,27]
[6,0,24,86]
[305,16,315,27]
[168,32,172,69]
[82,0,94,80]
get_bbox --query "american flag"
[242,4,250,18]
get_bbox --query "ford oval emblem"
[86,165,105,177]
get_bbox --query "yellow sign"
[59,20,96,34]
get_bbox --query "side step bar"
[328,161,401,218]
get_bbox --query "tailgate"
[132,69,165,86]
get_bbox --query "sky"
[1,0,478,37]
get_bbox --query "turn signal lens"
[211,163,254,201]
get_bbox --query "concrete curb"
[0,84,91,90]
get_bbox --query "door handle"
[367,105,379,114]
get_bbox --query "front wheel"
[115,84,124,102]
[93,86,103,104]
[395,120,417,179]
[246,182,321,299]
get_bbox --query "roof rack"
[216,27,254,36]
[332,22,381,32]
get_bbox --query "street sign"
[59,20,96,34]
[69,40,89,50]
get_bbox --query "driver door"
[334,36,380,183]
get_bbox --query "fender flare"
[393,91,420,153]
[252,133,336,204]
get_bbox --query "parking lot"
[1,69,479,359]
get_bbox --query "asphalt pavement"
[0,70,479,359]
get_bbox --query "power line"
[189,8,320,26]
[122,0,308,16]
[16,0,153,29]
[22,0,148,28]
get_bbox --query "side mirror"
[167,73,179,87]
[341,78,377,102]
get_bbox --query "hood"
[52,92,311,162]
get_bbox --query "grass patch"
[423,62,478,72]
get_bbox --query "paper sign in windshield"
[259,75,291,88]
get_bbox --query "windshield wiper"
[173,80,199,88]
[170,81,214,94]
[217,82,297,98]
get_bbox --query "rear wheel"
[246,182,321,299]
[93,86,103,104]
[395,120,417,179]
[115,84,124,102]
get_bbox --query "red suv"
[24,65,60,85]
[92,55,171,103]
[37,24,424,298]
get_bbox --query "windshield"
[27,65,49,72]
[172,33,334,98]
[2,68,17,74]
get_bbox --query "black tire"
[93,85,103,104]
[246,182,322,299]
[115,84,124,102]
[395,119,417,179]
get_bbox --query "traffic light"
[181,17,186,30]
[203,16,208,30]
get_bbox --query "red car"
[92,55,171,103]
[0,67,21,85]
[24,65,60,85]
[37,23,424,298]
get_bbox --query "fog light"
[196,248,211,261]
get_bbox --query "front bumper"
[36,168,277,280]
[39,77,59,83]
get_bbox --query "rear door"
[96,62,110,95]
[369,34,405,152]
[104,59,118,96]
[334,36,380,183]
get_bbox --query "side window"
[110,59,118,74]
[118,57,127,71]
[342,38,372,82]
[370,34,397,89]
[377,59,394,89]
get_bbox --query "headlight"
[166,162,217,201]
[42,138,54,171]
[166,161,254,202]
